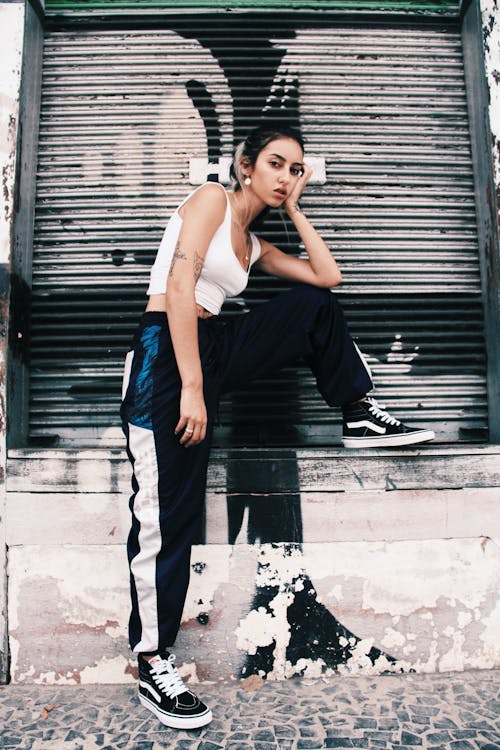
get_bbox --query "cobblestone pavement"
[0,670,499,750]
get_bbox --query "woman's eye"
[270,160,281,168]
[291,167,303,176]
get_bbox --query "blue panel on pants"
[125,324,161,430]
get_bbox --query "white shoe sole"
[342,429,435,449]
[139,692,213,729]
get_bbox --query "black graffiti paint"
[226,458,398,678]
[173,17,300,142]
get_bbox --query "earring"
[244,176,251,186]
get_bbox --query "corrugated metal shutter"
[43,0,461,13]
[30,17,487,446]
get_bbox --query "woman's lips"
[273,188,287,198]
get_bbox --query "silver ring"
[184,428,194,434]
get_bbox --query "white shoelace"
[150,654,188,699]
[365,397,401,426]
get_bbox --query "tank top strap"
[249,232,262,265]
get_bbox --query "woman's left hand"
[284,161,313,214]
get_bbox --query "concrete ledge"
[6,445,500,493]
[6,487,500,546]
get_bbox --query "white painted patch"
[285,657,326,679]
[326,584,343,602]
[235,606,276,656]
[481,0,500,183]
[79,655,135,685]
[254,545,305,589]
[381,627,406,650]
[439,629,466,672]
[479,596,500,659]
[267,590,294,681]
[0,3,24,261]
[177,660,199,684]
[181,546,233,623]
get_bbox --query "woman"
[121,124,434,730]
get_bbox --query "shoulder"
[181,182,227,219]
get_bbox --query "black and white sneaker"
[138,652,212,729]
[342,396,435,448]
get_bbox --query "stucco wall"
[7,486,500,684]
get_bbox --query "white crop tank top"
[147,182,261,315]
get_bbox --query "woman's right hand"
[175,385,208,447]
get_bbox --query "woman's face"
[247,137,304,206]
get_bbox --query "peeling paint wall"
[481,0,500,192]
[7,537,500,684]
[0,0,25,683]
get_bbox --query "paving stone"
[479,733,500,744]
[300,726,323,737]
[378,719,399,731]
[435,719,461,729]
[397,711,411,723]
[409,714,433,726]
[275,725,296,738]
[354,719,377,729]
[324,739,355,747]
[362,731,395,741]
[253,730,275,741]
[427,730,453,743]
[201,732,226,743]
[408,704,440,717]
[401,731,422,745]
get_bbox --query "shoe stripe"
[346,419,386,434]
[139,679,162,704]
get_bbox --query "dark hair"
[230,123,305,191]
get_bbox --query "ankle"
[344,395,367,409]
[140,652,159,663]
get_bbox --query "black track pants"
[120,285,373,653]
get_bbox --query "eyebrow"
[270,152,304,167]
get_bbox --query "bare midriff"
[145,293,214,319]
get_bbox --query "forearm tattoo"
[193,250,203,282]
[289,201,303,214]
[168,240,187,277]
